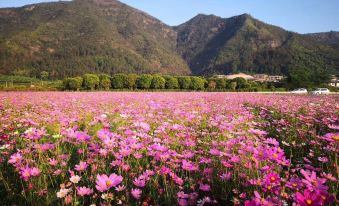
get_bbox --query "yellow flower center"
[333,136,339,141]
[106,180,112,186]
[292,183,298,187]
[270,177,276,181]
[272,153,278,158]
[306,199,312,205]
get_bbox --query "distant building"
[253,74,284,82]
[253,74,269,82]
[329,75,339,87]
[215,73,284,82]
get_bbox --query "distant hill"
[307,31,339,47]
[0,0,190,79]
[174,14,339,76]
[0,0,338,79]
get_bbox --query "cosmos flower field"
[0,92,338,206]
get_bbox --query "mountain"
[0,0,190,79]
[307,31,339,47]
[174,14,339,76]
[0,0,338,79]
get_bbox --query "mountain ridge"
[0,0,338,79]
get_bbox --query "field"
[0,92,338,206]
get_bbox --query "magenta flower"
[199,183,211,192]
[95,173,123,192]
[220,172,232,181]
[300,170,328,192]
[296,190,323,206]
[131,188,142,199]
[178,198,188,206]
[177,191,189,199]
[265,172,280,185]
[24,127,46,140]
[182,160,198,171]
[75,131,91,142]
[20,167,31,181]
[286,177,303,190]
[267,147,285,162]
[77,186,93,196]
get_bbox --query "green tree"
[83,74,99,90]
[215,78,226,89]
[40,71,49,80]
[230,81,237,91]
[287,67,313,88]
[137,74,153,89]
[111,74,127,89]
[178,76,192,90]
[233,77,248,90]
[62,78,71,90]
[99,74,111,90]
[125,74,138,90]
[68,77,83,91]
[164,76,179,89]
[150,75,166,89]
[190,77,206,90]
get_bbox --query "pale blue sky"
[1,0,339,34]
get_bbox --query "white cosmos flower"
[57,188,70,198]
[70,175,81,184]
[0,144,10,150]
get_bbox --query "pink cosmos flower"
[133,177,146,188]
[48,158,58,166]
[115,185,126,192]
[220,172,232,181]
[77,187,93,196]
[74,161,88,172]
[30,167,41,177]
[131,188,142,199]
[8,153,22,164]
[296,190,323,206]
[95,173,123,192]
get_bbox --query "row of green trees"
[63,73,283,91]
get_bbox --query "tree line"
[62,73,284,91]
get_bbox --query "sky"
[1,0,339,34]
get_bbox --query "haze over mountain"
[0,0,338,79]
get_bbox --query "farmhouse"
[215,73,285,82]
[253,74,285,82]
[329,75,339,87]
